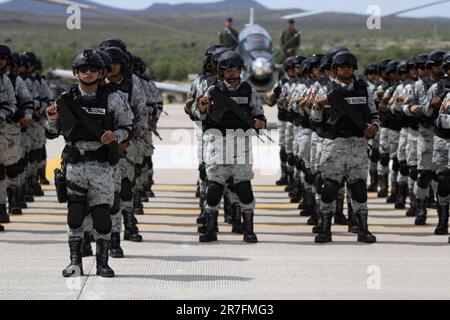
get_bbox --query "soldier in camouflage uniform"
[195,51,266,243]
[45,50,133,278]
[280,19,301,63]
[0,44,18,229]
[218,17,239,51]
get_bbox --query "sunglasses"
[78,66,99,73]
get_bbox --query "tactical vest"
[319,79,371,139]
[377,80,391,128]
[59,86,114,143]
[435,79,450,138]
[205,80,253,135]
[108,73,133,104]
[417,79,440,128]
[7,74,23,123]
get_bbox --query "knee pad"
[437,171,450,198]
[305,169,315,185]
[295,157,304,171]
[380,153,389,167]
[198,163,207,181]
[120,178,133,201]
[0,164,5,181]
[206,181,225,207]
[349,179,368,203]
[91,204,112,235]
[314,174,323,194]
[409,166,418,180]
[37,148,45,162]
[145,156,153,169]
[134,163,142,177]
[110,192,120,215]
[30,149,40,163]
[280,147,287,163]
[287,153,295,166]
[392,158,400,172]
[321,179,340,203]
[417,170,434,189]
[42,146,47,160]
[17,158,26,174]
[67,195,88,230]
[5,164,18,179]
[234,181,254,205]
[399,161,409,177]
[369,148,380,163]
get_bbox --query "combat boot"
[415,199,428,225]
[395,183,407,209]
[7,188,22,215]
[386,181,398,204]
[223,193,233,224]
[123,208,143,242]
[0,224,4,232]
[38,167,50,185]
[377,175,388,198]
[356,209,377,243]
[17,186,27,209]
[347,198,359,234]
[367,170,378,192]
[0,204,10,223]
[231,203,243,235]
[33,175,44,197]
[306,198,319,225]
[81,232,93,257]
[312,203,322,233]
[300,190,314,217]
[96,239,115,277]
[284,172,295,192]
[140,189,149,203]
[434,203,449,235]
[110,232,124,258]
[289,179,302,203]
[427,189,437,209]
[195,181,201,198]
[62,237,84,277]
[199,210,218,242]
[406,190,418,217]
[242,209,258,243]
[133,191,144,215]
[315,210,332,243]
[334,196,348,225]
[276,165,288,186]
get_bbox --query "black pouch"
[54,168,68,203]
[65,147,81,164]
[95,146,109,163]
[107,142,121,166]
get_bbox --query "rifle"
[326,90,369,133]
[150,125,163,141]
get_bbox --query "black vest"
[108,74,133,104]
[205,81,253,135]
[319,79,371,139]
[378,80,391,128]
[435,78,450,138]
[59,86,114,143]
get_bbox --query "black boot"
[386,181,397,204]
[147,174,155,198]
[367,170,378,192]
[231,204,243,235]
[96,239,115,277]
[395,183,407,209]
[434,203,449,235]
[300,190,314,217]
[81,232,93,257]
[427,189,437,209]
[62,237,84,277]
[195,181,201,198]
[133,191,144,215]
[242,209,258,243]
[123,209,143,242]
[33,175,44,197]
[0,204,10,223]
[284,172,295,192]
[306,196,318,225]
[312,202,322,233]
[315,209,332,243]
[17,186,27,209]
[140,188,149,203]
[38,167,50,185]
[199,210,218,242]
[406,189,418,217]
[289,179,302,203]
[24,175,35,202]
[415,199,428,225]
[347,198,359,234]
[7,188,22,215]
[356,209,377,243]
[0,224,4,232]
[334,196,348,225]
[378,174,388,198]
[223,193,233,224]
[276,164,288,186]
[110,232,125,258]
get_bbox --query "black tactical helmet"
[218,51,244,71]
[0,44,11,59]
[294,56,306,68]
[300,57,310,75]
[102,46,127,65]
[415,53,428,68]
[205,44,226,57]
[132,55,147,74]
[309,54,325,69]
[9,52,21,66]
[96,50,113,72]
[326,46,349,57]
[386,60,399,74]
[378,59,392,71]
[35,59,42,71]
[407,57,416,70]
[23,52,37,67]
[283,56,297,71]
[99,38,127,53]
[212,47,230,66]
[20,53,31,68]
[364,64,378,75]
[397,60,409,74]
[332,51,358,70]
[72,49,104,70]
[442,52,450,69]
[425,50,445,69]
[320,54,333,71]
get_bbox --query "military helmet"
[327,46,349,57]
[132,55,147,74]
[300,57,310,75]
[332,51,358,70]
[397,60,409,74]
[320,54,333,71]
[415,53,428,68]
[386,60,399,74]
[425,50,445,69]
[212,47,230,66]
[364,64,378,75]
[309,54,324,69]
[0,44,11,59]
[442,51,450,69]
[283,56,297,71]
[35,59,43,71]
[102,46,127,65]
[9,52,21,66]
[72,49,104,70]
[205,44,226,57]
[99,38,127,53]
[23,52,37,67]
[378,59,392,71]
[218,51,244,71]
[294,56,306,68]
[407,57,416,70]
[96,50,113,72]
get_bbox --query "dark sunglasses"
[79,65,99,73]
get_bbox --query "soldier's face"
[409,68,418,79]
[111,63,121,77]
[367,73,377,82]
[431,65,444,77]
[417,68,429,78]
[77,68,100,84]
[0,57,7,69]
[287,68,296,78]
[312,67,321,78]
[336,66,354,79]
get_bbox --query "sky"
[1,0,449,18]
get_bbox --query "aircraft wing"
[48,69,76,80]
[281,11,328,20]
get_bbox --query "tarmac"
[0,104,449,300]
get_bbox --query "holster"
[54,168,68,203]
